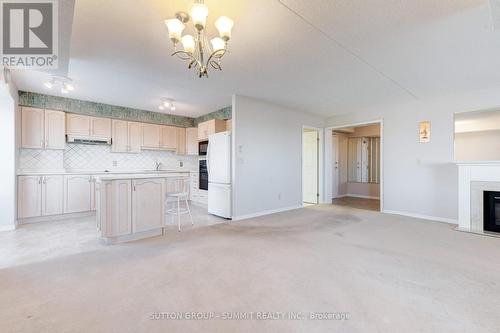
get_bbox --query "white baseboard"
[0,224,16,232]
[232,205,303,221]
[383,210,458,225]
[334,194,380,200]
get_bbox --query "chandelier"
[165,0,234,78]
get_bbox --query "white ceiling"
[11,0,500,118]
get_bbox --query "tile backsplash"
[19,144,198,171]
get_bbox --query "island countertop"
[94,171,190,182]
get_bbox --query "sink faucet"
[155,162,162,171]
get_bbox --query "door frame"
[302,126,324,205]
[324,119,384,212]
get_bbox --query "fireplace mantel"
[457,162,500,235]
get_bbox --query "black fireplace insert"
[484,191,500,233]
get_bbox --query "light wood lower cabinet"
[18,176,42,219]
[18,175,64,219]
[42,175,64,216]
[64,175,92,214]
[132,179,165,233]
[99,180,132,237]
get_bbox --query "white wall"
[326,86,500,223]
[455,130,500,161]
[0,78,18,230]
[232,95,325,219]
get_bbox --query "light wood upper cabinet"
[90,117,111,139]
[21,107,44,149]
[142,123,161,149]
[160,126,177,150]
[112,120,142,153]
[42,175,64,216]
[66,114,90,136]
[67,114,111,139]
[21,107,65,150]
[176,127,186,155]
[186,127,198,155]
[226,119,232,132]
[64,175,92,214]
[132,178,165,233]
[112,120,128,152]
[197,119,226,141]
[44,110,66,149]
[18,176,42,219]
[128,122,143,153]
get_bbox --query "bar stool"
[165,177,193,232]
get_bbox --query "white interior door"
[332,134,340,199]
[303,130,318,204]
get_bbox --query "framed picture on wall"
[419,121,431,143]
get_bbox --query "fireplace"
[483,191,500,233]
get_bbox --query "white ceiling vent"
[490,0,500,29]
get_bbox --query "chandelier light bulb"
[165,18,185,44]
[190,2,208,31]
[181,35,196,54]
[163,101,171,108]
[170,105,176,111]
[158,105,165,110]
[61,87,69,94]
[210,37,225,51]
[215,16,234,41]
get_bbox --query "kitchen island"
[95,172,190,244]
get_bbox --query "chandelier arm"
[172,50,195,61]
[206,49,226,65]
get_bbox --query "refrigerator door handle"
[206,141,211,178]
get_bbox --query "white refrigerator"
[207,131,232,218]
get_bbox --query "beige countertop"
[17,169,197,176]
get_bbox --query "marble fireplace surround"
[458,162,500,236]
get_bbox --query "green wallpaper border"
[194,106,232,125]
[18,91,232,128]
[18,91,195,127]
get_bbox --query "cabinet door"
[160,126,177,150]
[142,123,160,149]
[132,179,164,233]
[90,177,96,211]
[44,110,66,150]
[21,107,44,149]
[42,175,63,216]
[225,119,232,132]
[128,122,143,153]
[198,121,208,141]
[112,120,128,152]
[66,114,90,136]
[90,117,112,139]
[18,176,42,219]
[100,180,132,237]
[64,175,92,213]
[186,128,198,155]
[176,128,186,155]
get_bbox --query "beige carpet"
[1,205,500,332]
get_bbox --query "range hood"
[67,136,111,145]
